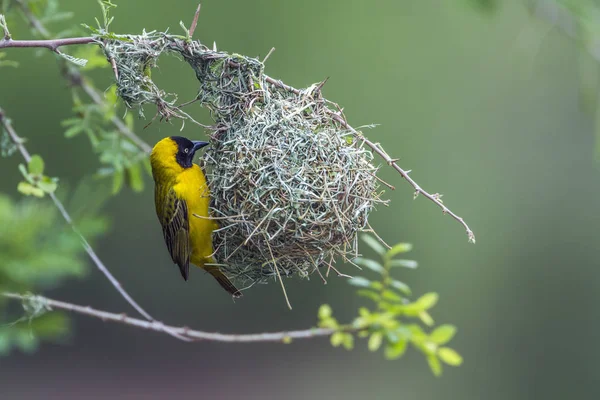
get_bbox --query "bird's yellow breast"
[173,165,218,265]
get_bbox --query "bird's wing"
[156,185,191,280]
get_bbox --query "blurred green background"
[2,0,600,399]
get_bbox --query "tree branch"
[0,108,189,342]
[2,292,344,343]
[0,36,95,51]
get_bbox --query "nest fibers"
[103,34,386,285]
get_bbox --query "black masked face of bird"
[150,136,209,179]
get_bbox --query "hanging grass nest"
[103,33,386,285]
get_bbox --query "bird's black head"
[170,136,209,169]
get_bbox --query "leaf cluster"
[3,0,151,194]
[62,87,151,194]
[318,236,462,376]
[0,192,109,354]
[17,154,58,197]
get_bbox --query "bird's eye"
[184,148,189,154]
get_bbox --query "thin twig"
[189,4,202,38]
[0,36,95,50]
[2,292,348,343]
[264,234,292,310]
[0,108,189,342]
[262,47,275,64]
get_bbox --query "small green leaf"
[319,317,338,329]
[368,331,383,352]
[369,281,383,290]
[388,259,418,269]
[419,311,434,326]
[390,279,411,295]
[126,163,144,192]
[361,235,386,255]
[348,276,371,288]
[112,168,124,194]
[330,332,344,347]
[37,176,58,194]
[64,124,83,138]
[341,333,354,350]
[353,257,385,274]
[427,354,443,377]
[14,332,38,353]
[381,290,403,303]
[384,338,408,360]
[417,293,439,310]
[438,347,463,366]
[28,155,44,175]
[358,307,371,318]
[387,242,412,258]
[318,304,332,320]
[430,325,457,345]
[356,290,381,302]
[17,182,44,197]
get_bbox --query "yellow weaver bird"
[150,136,242,297]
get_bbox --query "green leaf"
[368,331,383,352]
[318,304,332,320]
[64,124,83,138]
[356,290,381,302]
[438,347,463,366]
[387,242,412,258]
[319,317,338,329]
[390,279,411,295]
[330,332,344,347]
[419,311,434,326]
[126,163,144,192]
[28,155,44,175]
[427,354,443,377]
[348,276,371,288]
[37,176,58,194]
[112,168,124,194]
[17,182,44,197]
[361,235,386,255]
[430,325,457,345]
[388,259,418,269]
[14,332,38,353]
[417,293,439,310]
[384,338,408,360]
[341,333,354,350]
[381,290,403,303]
[353,257,385,274]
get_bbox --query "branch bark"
[0,36,95,51]
[2,292,344,343]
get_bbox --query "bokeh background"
[2,0,600,399]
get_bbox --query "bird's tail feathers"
[206,267,242,298]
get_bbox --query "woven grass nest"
[104,34,386,286]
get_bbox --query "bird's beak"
[191,140,210,154]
